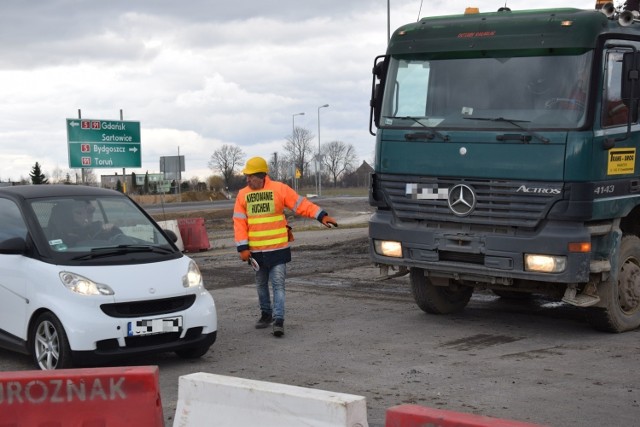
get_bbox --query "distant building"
[100,172,172,193]
[342,161,373,187]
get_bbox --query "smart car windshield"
[380,51,592,130]
[31,195,175,257]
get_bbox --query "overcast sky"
[0,0,596,183]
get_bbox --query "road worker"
[233,156,338,337]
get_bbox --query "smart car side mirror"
[163,229,178,243]
[0,237,27,254]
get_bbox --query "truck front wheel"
[410,268,473,314]
[586,235,640,332]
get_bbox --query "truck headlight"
[524,254,566,273]
[374,240,403,258]
[59,272,114,296]
[183,260,203,288]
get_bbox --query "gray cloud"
[0,0,594,182]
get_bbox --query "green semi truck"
[368,3,640,332]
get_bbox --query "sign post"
[66,119,141,168]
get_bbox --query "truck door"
[596,45,640,180]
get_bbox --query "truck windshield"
[380,51,592,130]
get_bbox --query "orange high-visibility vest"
[233,176,323,252]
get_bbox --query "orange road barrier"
[385,404,548,427]
[0,365,164,427]
[177,217,210,252]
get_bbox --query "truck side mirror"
[370,56,388,135]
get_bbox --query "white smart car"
[0,185,217,370]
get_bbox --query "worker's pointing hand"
[321,215,338,228]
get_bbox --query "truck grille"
[376,174,562,229]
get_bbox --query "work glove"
[321,215,338,228]
[287,225,295,242]
[239,250,251,262]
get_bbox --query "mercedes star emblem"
[447,184,476,216]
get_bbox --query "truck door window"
[602,51,629,128]
[386,60,430,117]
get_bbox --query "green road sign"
[66,118,141,168]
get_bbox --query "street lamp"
[317,104,329,196]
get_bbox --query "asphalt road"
[1,198,639,426]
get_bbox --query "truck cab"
[368,4,640,332]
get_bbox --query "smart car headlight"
[183,260,203,288]
[59,271,114,296]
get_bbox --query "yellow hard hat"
[242,157,269,175]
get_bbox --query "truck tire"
[410,267,473,314]
[586,235,640,332]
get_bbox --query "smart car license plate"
[128,316,182,336]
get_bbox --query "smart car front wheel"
[30,312,73,370]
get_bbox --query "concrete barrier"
[0,365,163,427]
[173,372,368,427]
[385,404,548,427]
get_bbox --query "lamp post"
[292,112,304,191]
[317,104,329,196]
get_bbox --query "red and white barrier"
[385,404,548,427]
[173,372,368,427]
[177,218,210,252]
[0,366,164,427]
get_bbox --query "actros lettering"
[516,185,561,195]
[0,377,126,405]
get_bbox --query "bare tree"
[268,152,295,185]
[268,152,281,181]
[208,144,245,189]
[322,140,358,187]
[284,127,314,179]
[50,166,65,183]
[83,169,97,185]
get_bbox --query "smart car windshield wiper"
[71,245,174,260]
[463,116,550,144]
[386,116,450,141]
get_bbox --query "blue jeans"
[255,262,287,321]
